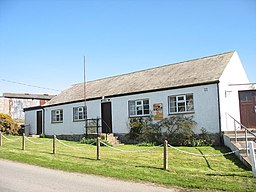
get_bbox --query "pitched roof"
[3,93,56,100]
[45,51,235,106]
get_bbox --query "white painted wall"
[24,52,251,136]
[24,83,220,136]
[24,109,43,135]
[218,51,250,131]
[111,84,219,134]
[44,101,101,135]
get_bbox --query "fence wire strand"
[56,138,91,149]
[2,134,20,142]
[1,134,241,158]
[25,137,52,145]
[100,141,162,153]
[168,144,240,157]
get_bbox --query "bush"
[188,128,216,146]
[159,116,196,145]
[80,137,96,144]
[39,134,46,138]
[80,137,112,146]
[129,117,148,139]
[137,142,155,147]
[127,115,197,146]
[0,113,19,135]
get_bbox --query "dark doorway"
[37,111,43,135]
[239,90,256,128]
[101,102,112,133]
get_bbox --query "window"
[73,106,86,121]
[169,94,194,114]
[51,109,63,123]
[128,99,150,117]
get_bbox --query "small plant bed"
[0,135,255,192]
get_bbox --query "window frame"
[51,109,63,123]
[73,106,86,122]
[168,94,194,114]
[128,99,150,117]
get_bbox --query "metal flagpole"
[84,56,88,136]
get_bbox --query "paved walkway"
[0,159,186,192]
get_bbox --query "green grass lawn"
[0,135,255,191]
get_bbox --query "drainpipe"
[42,107,45,135]
[217,82,222,145]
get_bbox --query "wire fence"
[0,134,241,156]
[56,138,96,149]
[100,141,162,153]
[1,134,252,173]
[25,137,52,145]
[167,144,240,157]
[1,134,21,142]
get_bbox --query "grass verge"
[0,135,255,191]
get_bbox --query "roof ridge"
[73,50,235,86]
[46,51,236,106]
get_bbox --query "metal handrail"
[85,118,101,135]
[226,113,256,156]
[102,119,112,139]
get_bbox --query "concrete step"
[223,129,256,135]
[223,134,256,168]
[228,136,256,142]
[235,142,256,155]
[100,133,120,146]
[223,130,256,142]
[29,135,40,138]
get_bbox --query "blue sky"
[0,0,255,95]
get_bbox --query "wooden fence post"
[53,135,56,155]
[164,140,168,170]
[0,131,2,147]
[97,137,100,160]
[22,133,25,150]
[249,141,256,177]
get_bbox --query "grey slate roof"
[3,93,56,100]
[45,51,235,106]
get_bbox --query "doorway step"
[29,135,40,138]
[223,130,256,168]
[100,133,120,146]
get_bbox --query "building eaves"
[3,93,56,100]
[44,51,234,107]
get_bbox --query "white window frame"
[51,109,63,123]
[128,99,150,117]
[169,94,194,114]
[73,106,86,121]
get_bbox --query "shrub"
[0,113,19,135]
[128,117,150,139]
[137,142,155,147]
[127,115,197,146]
[39,134,46,138]
[80,137,112,146]
[179,128,217,146]
[80,137,96,145]
[159,116,196,145]
[198,127,215,146]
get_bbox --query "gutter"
[216,83,223,144]
[43,108,45,135]
[24,105,43,112]
[43,80,220,108]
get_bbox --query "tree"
[0,113,19,135]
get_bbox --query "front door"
[239,90,256,128]
[101,102,112,133]
[36,111,43,135]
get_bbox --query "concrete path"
[0,159,185,192]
